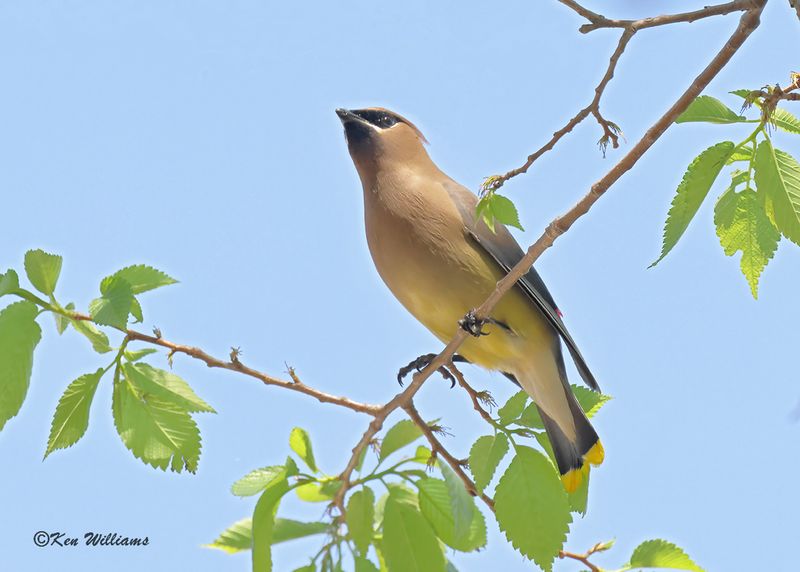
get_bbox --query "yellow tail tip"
[584,440,605,466]
[560,468,584,493]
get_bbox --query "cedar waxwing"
[336,107,603,492]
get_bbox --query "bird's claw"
[459,310,489,337]
[397,353,457,388]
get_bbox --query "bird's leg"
[397,353,469,388]
[459,310,511,337]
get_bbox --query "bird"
[336,107,603,492]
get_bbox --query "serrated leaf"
[567,466,590,515]
[252,474,291,572]
[675,96,746,124]
[497,390,528,425]
[204,517,252,553]
[469,433,510,493]
[44,368,104,457]
[411,445,433,464]
[24,249,62,296]
[573,385,611,418]
[770,107,800,135]
[714,187,780,297]
[726,146,753,164]
[495,446,572,571]
[439,462,475,546]
[477,193,524,232]
[124,348,158,362]
[71,319,112,353]
[112,378,201,472]
[379,419,423,462]
[626,539,705,571]
[0,269,20,296]
[130,297,143,323]
[754,140,800,245]
[232,466,288,497]
[123,362,215,413]
[382,489,446,572]
[517,403,544,429]
[106,265,178,294]
[0,301,42,431]
[289,427,318,472]
[417,478,486,552]
[347,486,375,553]
[89,276,134,329]
[652,141,735,266]
[203,517,328,554]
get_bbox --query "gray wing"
[442,179,600,392]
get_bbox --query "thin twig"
[558,0,755,34]
[403,403,495,511]
[486,26,633,192]
[447,360,497,426]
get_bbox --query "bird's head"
[336,107,431,183]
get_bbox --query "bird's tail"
[536,387,604,492]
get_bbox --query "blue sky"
[2,1,799,570]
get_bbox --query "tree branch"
[559,0,756,34]
[403,403,495,511]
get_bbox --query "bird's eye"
[379,115,397,128]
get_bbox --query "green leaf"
[44,368,104,458]
[106,265,177,294]
[651,141,735,266]
[411,445,433,465]
[272,519,330,545]
[517,403,544,429]
[204,518,253,553]
[626,539,705,571]
[124,348,158,361]
[129,297,143,323]
[252,474,291,572]
[770,107,800,135]
[295,482,335,503]
[675,96,746,124]
[89,276,135,329]
[494,446,572,571]
[0,301,42,431]
[439,462,475,546]
[379,419,423,462]
[292,566,317,572]
[0,269,20,296]
[416,478,486,552]
[123,362,215,413]
[476,193,524,232]
[53,302,74,334]
[497,390,528,425]
[346,486,375,554]
[573,385,611,418]
[754,140,800,245]
[203,518,328,554]
[232,466,288,497]
[726,146,753,164]
[714,187,780,298]
[381,489,446,572]
[468,433,510,493]
[354,556,380,572]
[71,319,112,353]
[289,427,318,472]
[112,378,201,472]
[24,249,62,296]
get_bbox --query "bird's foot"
[459,310,510,337]
[397,353,466,388]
